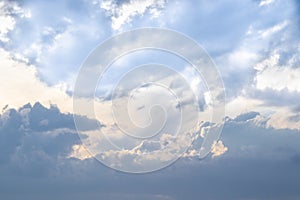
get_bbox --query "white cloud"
[90,132,197,172]
[211,140,228,158]
[215,0,300,131]
[255,53,300,92]
[0,14,15,43]
[0,1,30,42]
[258,20,289,38]
[0,0,109,86]
[259,0,275,7]
[100,0,166,30]
[0,48,72,113]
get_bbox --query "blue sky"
[1,0,300,199]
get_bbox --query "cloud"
[259,0,275,7]
[250,3,300,95]
[222,111,300,159]
[1,105,300,199]
[0,0,300,198]
[255,51,300,92]
[214,0,300,129]
[233,111,260,122]
[0,48,73,113]
[100,0,166,30]
[1,0,111,86]
[211,140,228,158]
[0,102,79,168]
[2,0,298,107]
[0,0,30,43]
[0,101,102,180]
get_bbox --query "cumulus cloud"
[1,105,300,200]
[208,0,300,130]
[255,53,300,92]
[0,102,101,178]
[0,103,78,168]
[0,48,73,113]
[0,0,30,43]
[1,0,111,86]
[211,140,228,158]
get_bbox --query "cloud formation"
[0,0,300,199]
[0,104,300,199]
[100,0,166,30]
[0,48,72,113]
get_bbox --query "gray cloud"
[0,104,300,199]
[247,87,300,110]
[0,102,98,169]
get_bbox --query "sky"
[0,0,300,199]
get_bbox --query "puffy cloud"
[211,140,228,158]
[222,111,300,159]
[1,0,111,86]
[216,0,300,129]
[0,48,73,113]
[1,105,300,199]
[0,102,101,178]
[100,0,166,30]
[255,51,300,93]
[0,103,78,169]
[0,0,30,42]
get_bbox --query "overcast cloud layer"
[0,103,300,200]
